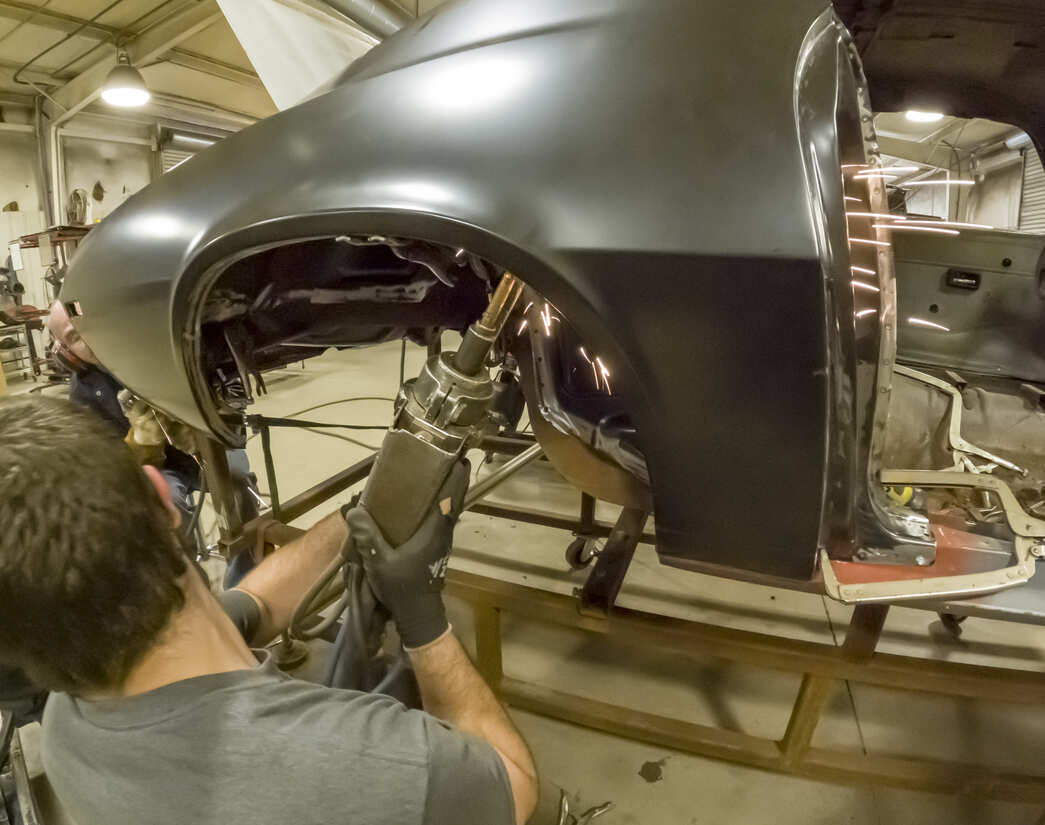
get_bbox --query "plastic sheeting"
[216,0,377,110]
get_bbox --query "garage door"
[1020,148,1045,232]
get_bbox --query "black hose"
[323,602,350,687]
[288,552,344,640]
[347,562,370,689]
[372,656,407,695]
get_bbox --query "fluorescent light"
[905,110,945,123]
[851,266,876,275]
[852,280,880,292]
[902,180,975,186]
[903,219,994,230]
[846,212,905,220]
[856,308,878,318]
[872,223,960,235]
[854,169,917,177]
[1005,131,1032,150]
[908,317,950,331]
[849,238,891,247]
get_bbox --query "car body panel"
[894,229,1045,381]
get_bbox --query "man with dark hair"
[0,396,537,825]
[45,299,260,585]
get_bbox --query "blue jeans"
[162,449,259,588]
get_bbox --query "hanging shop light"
[101,51,150,107]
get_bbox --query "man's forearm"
[409,631,538,825]
[232,512,347,643]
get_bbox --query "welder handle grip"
[360,427,463,547]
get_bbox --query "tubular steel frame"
[210,436,1045,805]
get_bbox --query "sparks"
[852,280,880,292]
[523,301,534,313]
[849,238,891,247]
[851,265,876,275]
[844,196,861,203]
[541,303,552,336]
[596,357,612,395]
[840,164,869,169]
[517,319,528,335]
[908,317,951,332]
[873,223,959,235]
[579,347,592,363]
[856,308,878,318]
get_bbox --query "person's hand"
[119,392,196,455]
[344,460,470,650]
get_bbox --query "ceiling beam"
[163,49,263,89]
[0,91,34,108]
[0,0,117,41]
[0,57,60,86]
[46,1,224,121]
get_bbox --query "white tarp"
[216,0,378,110]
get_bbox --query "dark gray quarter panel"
[60,0,863,581]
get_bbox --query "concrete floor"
[10,343,1045,824]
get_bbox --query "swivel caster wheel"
[565,537,600,570]
[938,612,967,638]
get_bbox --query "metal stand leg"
[779,675,836,768]
[565,494,600,570]
[842,604,889,664]
[778,603,888,767]
[578,507,649,616]
[196,437,250,559]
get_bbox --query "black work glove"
[344,460,470,649]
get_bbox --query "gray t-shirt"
[40,652,514,825]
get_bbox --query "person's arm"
[345,462,537,824]
[231,512,347,643]
[410,631,538,825]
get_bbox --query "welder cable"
[326,563,368,689]
[323,602,350,687]
[283,397,395,419]
[301,428,381,452]
[288,553,344,640]
[248,414,387,432]
[295,589,350,641]
[372,656,408,695]
[347,562,370,689]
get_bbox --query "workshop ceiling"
[835,0,1045,145]
[0,0,453,128]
